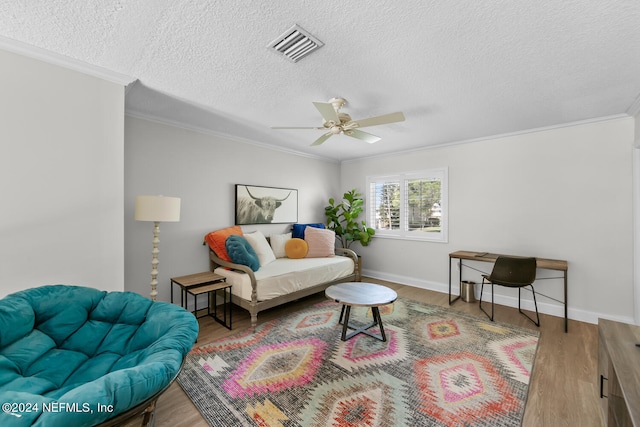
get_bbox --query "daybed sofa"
[205,225,359,326]
[0,285,198,427]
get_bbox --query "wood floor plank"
[128,278,603,427]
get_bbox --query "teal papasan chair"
[0,285,199,427]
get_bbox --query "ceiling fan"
[271,98,405,146]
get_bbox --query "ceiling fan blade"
[310,132,333,146]
[271,126,324,129]
[352,111,405,128]
[344,129,381,144]
[313,102,340,124]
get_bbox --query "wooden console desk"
[449,250,569,332]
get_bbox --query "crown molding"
[0,35,136,86]
[125,110,340,164]
[342,114,631,164]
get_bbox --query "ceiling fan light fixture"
[271,97,405,147]
[268,24,324,63]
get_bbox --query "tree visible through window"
[373,181,400,230]
[407,178,441,232]
[367,168,448,242]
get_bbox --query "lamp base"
[149,221,160,301]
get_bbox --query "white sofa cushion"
[214,256,355,301]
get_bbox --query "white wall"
[0,49,125,297]
[124,116,342,301]
[341,117,635,324]
[635,112,640,146]
[633,112,640,323]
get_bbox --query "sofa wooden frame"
[209,247,360,327]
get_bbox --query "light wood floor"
[146,278,603,427]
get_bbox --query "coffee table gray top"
[325,282,398,307]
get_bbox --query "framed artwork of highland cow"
[235,184,298,225]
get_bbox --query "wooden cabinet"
[598,319,640,426]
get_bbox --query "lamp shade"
[135,195,181,222]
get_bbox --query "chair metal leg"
[479,278,495,321]
[518,285,540,326]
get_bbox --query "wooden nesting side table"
[170,272,232,330]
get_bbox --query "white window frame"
[366,167,448,243]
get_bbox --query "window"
[366,168,448,242]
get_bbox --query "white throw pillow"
[270,232,292,258]
[244,231,276,267]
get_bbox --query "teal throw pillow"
[226,235,260,271]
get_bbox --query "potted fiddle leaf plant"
[324,188,375,249]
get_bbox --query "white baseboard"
[362,268,634,326]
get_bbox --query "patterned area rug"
[177,298,539,427]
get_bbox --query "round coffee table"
[325,282,398,342]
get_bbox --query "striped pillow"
[304,227,335,258]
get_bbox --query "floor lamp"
[135,195,181,301]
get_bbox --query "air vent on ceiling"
[267,24,324,63]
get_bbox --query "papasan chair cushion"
[0,285,198,427]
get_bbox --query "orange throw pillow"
[204,226,243,262]
[285,238,309,259]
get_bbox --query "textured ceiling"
[2,1,640,161]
